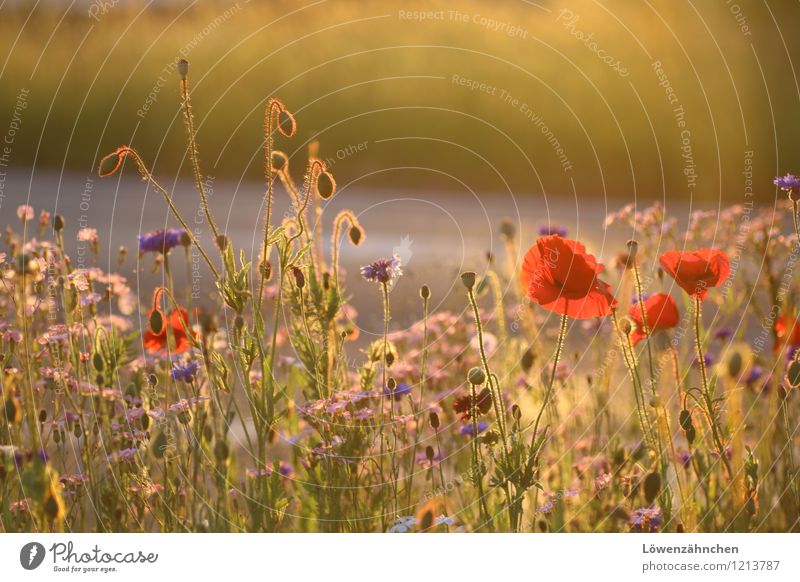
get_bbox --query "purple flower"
[384,382,412,400]
[137,229,187,254]
[787,345,800,361]
[631,293,651,305]
[360,255,402,284]
[774,174,800,193]
[460,421,489,436]
[714,326,733,342]
[677,450,692,469]
[630,506,662,531]
[693,353,714,368]
[171,361,200,383]
[745,365,763,385]
[539,225,568,237]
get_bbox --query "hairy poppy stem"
[97,147,220,280]
[179,68,220,245]
[466,286,509,460]
[693,297,734,480]
[532,313,568,450]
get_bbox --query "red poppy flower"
[453,387,492,420]
[520,235,617,319]
[658,249,730,300]
[628,293,680,346]
[774,314,800,354]
[143,308,193,354]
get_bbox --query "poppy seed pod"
[177,59,189,79]
[278,107,296,138]
[461,271,476,291]
[468,366,486,386]
[315,171,336,199]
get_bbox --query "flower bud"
[468,366,486,386]
[626,239,639,259]
[278,108,296,137]
[787,360,800,388]
[216,234,229,251]
[291,266,305,289]
[271,150,289,173]
[315,171,336,199]
[420,284,431,300]
[425,446,435,462]
[149,309,164,334]
[499,218,515,240]
[429,411,440,430]
[177,59,189,79]
[348,226,363,246]
[54,215,65,232]
[618,318,632,336]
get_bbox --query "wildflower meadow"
[1,59,798,535]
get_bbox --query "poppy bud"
[644,471,661,504]
[460,271,476,291]
[429,412,440,429]
[511,404,521,422]
[215,234,229,251]
[626,239,639,259]
[385,351,395,367]
[315,171,336,199]
[149,310,164,335]
[420,284,431,300]
[179,231,192,247]
[271,150,289,173]
[278,108,296,137]
[38,409,47,423]
[425,446,435,462]
[214,440,229,462]
[54,215,65,232]
[786,360,800,388]
[619,318,632,336]
[387,377,396,391]
[349,226,363,246]
[468,367,486,386]
[92,352,104,372]
[499,218,515,240]
[177,59,189,79]
[261,260,272,280]
[291,266,305,289]
[521,347,535,372]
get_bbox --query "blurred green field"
[1,0,799,202]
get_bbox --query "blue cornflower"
[630,506,662,531]
[774,174,800,193]
[138,229,187,254]
[383,382,412,400]
[631,293,651,305]
[714,326,733,342]
[460,421,489,436]
[539,225,568,237]
[171,361,200,383]
[745,365,763,385]
[360,255,402,284]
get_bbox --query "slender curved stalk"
[179,73,220,244]
[693,297,733,480]
[532,313,568,444]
